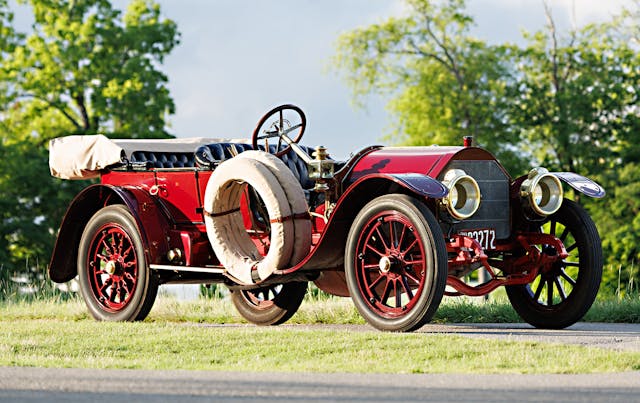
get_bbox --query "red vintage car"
[48,104,605,332]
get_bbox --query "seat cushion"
[130,151,195,168]
[195,143,316,189]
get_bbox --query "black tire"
[506,199,602,329]
[344,194,448,332]
[230,282,307,325]
[78,205,158,321]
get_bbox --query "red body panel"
[103,170,209,225]
[347,146,501,182]
[155,171,204,224]
[102,171,155,190]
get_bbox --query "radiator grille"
[437,160,511,239]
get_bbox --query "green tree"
[6,0,179,138]
[0,0,180,291]
[595,163,640,296]
[599,3,640,292]
[509,3,640,177]
[333,0,526,173]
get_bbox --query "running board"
[150,264,225,274]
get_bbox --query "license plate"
[459,228,496,250]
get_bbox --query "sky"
[146,0,634,159]
[14,0,638,159]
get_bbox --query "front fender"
[303,173,446,296]
[378,173,449,198]
[341,172,448,199]
[48,184,171,283]
[552,172,605,198]
[279,173,445,295]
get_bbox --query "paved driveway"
[0,367,638,402]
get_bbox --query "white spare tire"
[237,151,311,266]
[203,153,310,285]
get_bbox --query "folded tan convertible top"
[48,135,250,179]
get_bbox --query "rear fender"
[48,184,171,283]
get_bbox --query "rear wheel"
[506,200,602,329]
[230,282,307,325]
[78,205,158,321]
[345,194,447,332]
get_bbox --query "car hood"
[346,146,503,183]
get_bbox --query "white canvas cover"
[49,135,251,180]
[237,151,311,267]
[204,156,294,284]
[49,135,125,180]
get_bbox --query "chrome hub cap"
[379,256,392,273]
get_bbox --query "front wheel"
[230,282,307,325]
[506,199,603,329]
[77,205,158,321]
[345,194,448,332]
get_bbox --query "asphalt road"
[280,322,640,351]
[421,322,640,351]
[0,367,638,402]
[0,323,638,402]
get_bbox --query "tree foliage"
[6,0,179,138]
[594,163,640,295]
[510,4,640,177]
[0,0,179,288]
[333,0,525,173]
[511,5,640,295]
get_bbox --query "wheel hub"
[379,255,403,274]
[379,256,392,273]
[105,260,118,275]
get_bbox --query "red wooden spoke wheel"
[345,194,447,332]
[355,211,427,318]
[78,205,158,322]
[86,224,138,311]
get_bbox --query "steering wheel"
[252,104,306,157]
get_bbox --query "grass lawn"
[3,292,639,324]
[1,318,639,373]
[0,295,638,374]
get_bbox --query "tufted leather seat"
[127,142,318,191]
[130,151,195,168]
[194,143,256,163]
[195,143,316,189]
